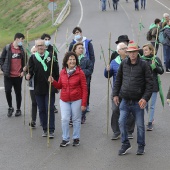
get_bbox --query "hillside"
[0,0,65,50]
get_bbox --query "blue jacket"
[104,56,121,89]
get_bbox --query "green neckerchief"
[78,54,84,63]
[115,55,122,65]
[149,23,159,30]
[35,51,49,71]
[141,55,164,107]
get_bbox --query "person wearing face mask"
[69,27,95,113]
[41,33,59,114]
[0,33,26,117]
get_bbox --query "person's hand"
[23,66,28,72]
[20,72,24,77]
[48,76,54,83]
[81,106,86,112]
[138,98,147,109]
[26,73,31,80]
[106,65,110,71]
[113,96,119,106]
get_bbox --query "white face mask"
[75,34,81,41]
[45,40,50,46]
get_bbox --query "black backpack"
[146,29,152,41]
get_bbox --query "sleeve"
[104,61,114,78]
[0,46,7,69]
[112,62,123,97]
[151,57,164,75]
[88,42,95,67]
[52,55,60,81]
[80,70,88,107]
[81,59,93,76]
[28,55,35,79]
[52,76,62,89]
[167,86,170,99]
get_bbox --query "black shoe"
[7,107,14,117]
[118,144,132,155]
[136,145,145,155]
[69,120,73,127]
[15,109,22,117]
[147,122,153,131]
[54,106,58,113]
[29,121,36,128]
[72,139,80,146]
[42,131,47,137]
[49,132,54,139]
[60,140,70,147]
[166,69,170,73]
[111,133,120,140]
[128,133,133,139]
[81,115,86,124]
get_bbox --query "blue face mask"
[18,41,22,46]
[45,40,50,46]
[75,34,81,40]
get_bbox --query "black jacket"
[113,57,153,102]
[28,52,59,95]
[0,43,25,77]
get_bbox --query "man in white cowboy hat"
[113,42,153,155]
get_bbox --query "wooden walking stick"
[47,30,57,147]
[100,44,112,88]
[65,28,69,53]
[107,32,111,135]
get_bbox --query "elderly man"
[104,43,135,140]
[26,39,59,138]
[113,42,153,155]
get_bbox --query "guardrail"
[53,0,71,25]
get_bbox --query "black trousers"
[4,76,22,109]
[30,90,37,122]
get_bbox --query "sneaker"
[42,131,47,137]
[147,122,153,131]
[60,140,70,147]
[118,144,132,155]
[49,132,54,138]
[128,133,133,139]
[166,69,170,73]
[86,105,90,112]
[136,145,145,155]
[15,109,22,117]
[29,121,36,128]
[7,107,14,117]
[54,106,58,113]
[111,133,120,140]
[72,139,80,146]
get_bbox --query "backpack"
[146,29,152,41]
[159,28,166,44]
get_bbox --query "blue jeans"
[101,0,106,11]
[134,1,139,10]
[163,45,167,65]
[119,99,145,146]
[141,0,146,9]
[146,92,157,122]
[165,45,170,70]
[35,93,55,132]
[60,99,82,141]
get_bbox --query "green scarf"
[141,55,164,107]
[78,54,84,63]
[35,51,49,71]
[115,55,121,64]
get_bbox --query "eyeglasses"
[119,47,128,50]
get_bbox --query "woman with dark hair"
[141,44,164,131]
[72,42,93,123]
[48,52,87,147]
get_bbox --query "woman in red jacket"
[48,52,87,147]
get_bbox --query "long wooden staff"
[107,32,111,135]
[100,44,112,88]
[65,28,69,53]
[47,31,57,147]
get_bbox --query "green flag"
[139,22,145,31]
[26,47,31,57]
[158,75,164,107]
[53,44,60,54]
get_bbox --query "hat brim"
[115,40,130,44]
[126,49,139,52]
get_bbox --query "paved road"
[0,0,170,169]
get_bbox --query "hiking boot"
[118,144,132,155]
[7,107,14,117]
[42,131,47,137]
[136,145,145,155]
[15,109,22,117]
[111,133,120,140]
[147,122,153,131]
[72,139,80,146]
[60,140,70,147]
[29,121,36,128]
[128,133,133,139]
[49,132,54,139]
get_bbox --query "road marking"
[155,0,170,11]
[58,0,84,51]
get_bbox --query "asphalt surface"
[0,0,170,169]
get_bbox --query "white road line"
[154,0,170,11]
[58,0,84,51]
